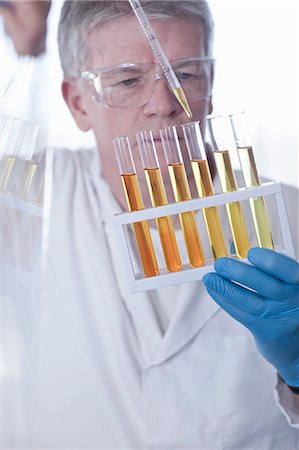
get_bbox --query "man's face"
[71,15,212,205]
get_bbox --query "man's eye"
[120,78,138,86]
[176,72,195,81]
[112,76,142,88]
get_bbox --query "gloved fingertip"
[248,247,299,284]
[214,257,230,273]
[203,273,225,293]
[247,247,271,263]
[202,273,216,288]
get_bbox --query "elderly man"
[1,1,299,448]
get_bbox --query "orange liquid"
[144,167,182,272]
[121,173,159,277]
[191,159,227,259]
[168,163,204,267]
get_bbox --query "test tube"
[136,129,182,272]
[229,112,273,249]
[113,136,159,277]
[0,156,15,192]
[159,125,205,267]
[181,121,227,260]
[0,118,39,197]
[207,116,250,258]
[0,117,22,192]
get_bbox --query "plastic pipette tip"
[173,87,193,119]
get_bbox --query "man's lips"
[152,135,161,142]
[152,134,184,143]
[150,125,184,141]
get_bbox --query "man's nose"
[143,77,182,118]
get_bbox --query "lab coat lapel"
[146,281,221,368]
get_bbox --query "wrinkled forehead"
[85,15,205,69]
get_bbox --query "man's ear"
[61,79,91,131]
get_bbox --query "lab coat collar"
[145,281,220,368]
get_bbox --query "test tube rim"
[113,135,137,174]
[136,128,160,169]
[181,120,207,161]
[159,124,184,165]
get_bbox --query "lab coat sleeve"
[274,375,299,429]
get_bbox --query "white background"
[1,0,298,189]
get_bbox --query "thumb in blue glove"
[203,248,299,388]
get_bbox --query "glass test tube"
[136,129,182,272]
[208,116,250,258]
[181,121,227,259]
[159,125,205,267]
[0,156,15,192]
[17,123,39,199]
[0,119,39,198]
[113,136,159,277]
[0,117,21,192]
[229,112,273,249]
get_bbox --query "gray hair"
[58,0,214,77]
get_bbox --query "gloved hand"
[203,248,299,388]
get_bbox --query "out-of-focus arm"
[0,0,51,56]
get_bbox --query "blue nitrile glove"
[203,248,299,388]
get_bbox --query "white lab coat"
[6,148,299,448]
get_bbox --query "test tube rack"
[113,181,295,293]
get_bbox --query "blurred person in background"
[0,0,51,56]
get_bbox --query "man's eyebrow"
[118,66,143,72]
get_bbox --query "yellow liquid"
[31,163,45,205]
[144,167,182,272]
[121,173,159,277]
[173,86,193,119]
[191,159,227,259]
[214,150,250,258]
[249,196,274,249]
[237,146,260,187]
[7,160,38,199]
[0,156,15,192]
[168,163,204,267]
[0,157,38,199]
[238,146,273,249]
[21,161,38,198]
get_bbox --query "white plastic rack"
[113,181,295,293]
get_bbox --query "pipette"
[128,0,193,118]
